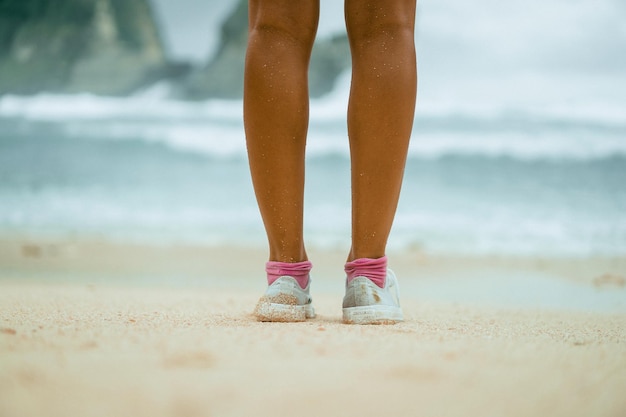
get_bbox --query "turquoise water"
[1,87,625,256]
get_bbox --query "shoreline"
[1,236,624,313]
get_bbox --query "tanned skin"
[244,0,417,263]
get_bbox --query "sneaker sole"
[254,300,315,322]
[342,305,403,325]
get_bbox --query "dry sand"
[1,238,625,417]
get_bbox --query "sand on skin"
[0,238,625,417]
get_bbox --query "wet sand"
[1,238,625,416]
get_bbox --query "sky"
[150,0,626,71]
[149,0,626,108]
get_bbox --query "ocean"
[1,72,625,257]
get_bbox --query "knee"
[249,3,318,49]
[251,21,317,50]
[345,2,415,49]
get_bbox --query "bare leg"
[243,0,319,263]
[345,0,417,261]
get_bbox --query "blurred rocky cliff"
[0,0,179,95]
[0,0,349,98]
[179,0,350,99]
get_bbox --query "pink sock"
[266,260,312,289]
[344,256,387,288]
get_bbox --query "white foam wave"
[0,91,243,122]
[64,121,246,157]
[2,83,625,160]
[408,131,626,160]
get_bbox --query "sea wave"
[1,86,625,161]
[2,90,625,256]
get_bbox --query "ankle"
[266,260,312,289]
[344,256,387,288]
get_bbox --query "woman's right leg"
[244,0,319,263]
[245,1,320,322]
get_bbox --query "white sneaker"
[254,276,315,322]
[342,269,403,324]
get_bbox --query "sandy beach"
[2,0,625,415]
[1,238,625,417]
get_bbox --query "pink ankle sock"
[266,260,312,289]
[344,256,387,288]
